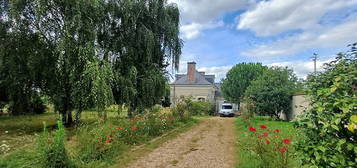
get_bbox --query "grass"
[0,107,198,168]
[235,116,301,168]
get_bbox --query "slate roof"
[172,71,214,85]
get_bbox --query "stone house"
[170,62,238,112]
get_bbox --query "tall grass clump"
[37,120,73,168]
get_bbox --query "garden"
[227,44,356,168]
[0,99,207,168]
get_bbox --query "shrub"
[37,121,73,168]
[189,101,214,116]
[295,44,357,168]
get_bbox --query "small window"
[222,105,232,109]
[198,97,205,101]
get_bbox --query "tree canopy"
[0,0,182,125]
[221,63,267,104]
[244,67,298,120]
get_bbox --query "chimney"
[187,62,196,83]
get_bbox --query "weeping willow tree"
[100,0,182,117]
[1,0,181,123]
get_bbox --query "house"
[170,62,238,112]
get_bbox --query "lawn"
[235,116,303,168]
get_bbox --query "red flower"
[262,132,269,137]
[280,146,287,153]
[131,126,138,131]
[258,136,262,139]
[282,138,292,144]
[273,129,280,133]
[116,127,123,130]
[105,139,111,143]
[260,125,267,129]
[265,140,270,145]
[249,127,257,132]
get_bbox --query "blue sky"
[168,0,357,81]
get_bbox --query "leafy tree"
[221,63,267,105]
[244,67,298,120]
[295,44,357,167]
[1,0,182,123]
[0,0,50,115]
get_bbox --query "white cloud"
[169,0,251,23]
[169,0,253,40]
[238,0,357,36]
[180,21,224,40]
[242,19,357,58]
[268,58,334,79]
[198,66,233,82]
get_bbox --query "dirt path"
[126,117,236,168]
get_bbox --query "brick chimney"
[187,62,196,83]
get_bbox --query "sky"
[168,0,357,81]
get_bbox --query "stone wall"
[280,94,311,121]
[170,85,215,105]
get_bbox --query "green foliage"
[1,0,182,124]
[189,101,215,116]
[235,117,301,168]
[245,67,298,120]
[37,121,73,168]
[295,44,357,168]
[221,63,267,104]
[76,121,123,163]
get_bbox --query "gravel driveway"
[126,117,236,168]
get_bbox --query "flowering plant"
[246,125,294,168]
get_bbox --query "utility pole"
[312,53,318,74]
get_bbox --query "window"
[222,105,232,109]
[198,97,205,101]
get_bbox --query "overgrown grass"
[0,106,198,168]
[235,116,302,168]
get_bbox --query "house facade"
[170,62,238,112]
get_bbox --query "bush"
[189,101,214,116]
[295,45,357,168]
[37,120,73,168]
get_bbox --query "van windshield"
[222,105,232,109]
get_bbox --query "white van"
[219,103,234,117]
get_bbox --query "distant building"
[170,62,238,112]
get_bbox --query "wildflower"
[249,127,256,132]
[131,126,138,131]
[258,136,262,139]
[282,138,292,144]
[265,140,270,145]
[105,139,111,143]
[260,125,267,129]
[5,131,8,134]
[280,146,287,153]
[273,129,280,133]
[262,132,269,137]
[116,126,123,130]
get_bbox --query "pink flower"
[249,127,257,132]
[262,132,269,137]
[280,146,287,153]
[265,140,270,145]
[260,125,267,129]
[282,139,292,144]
